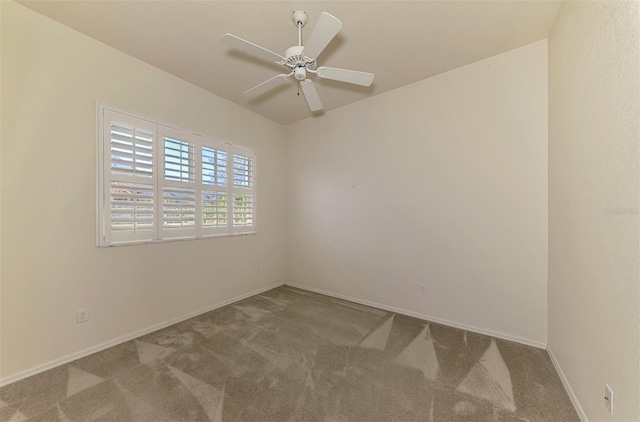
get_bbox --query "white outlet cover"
[77,308,89,323]
[604,384,614,415]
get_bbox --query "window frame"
[96,103,257,247]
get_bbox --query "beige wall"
[285,40,548,346]
[548,1,640,421]
[0,1,287,381]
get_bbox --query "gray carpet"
[0,286,579,421]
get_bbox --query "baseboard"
[547,346,589,422]
[1,281,549,387]
[286,283,547,349]
[0,281,285,387]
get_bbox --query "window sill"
[97,231,257,248]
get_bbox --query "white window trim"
[96,102,257,247]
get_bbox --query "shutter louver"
[164,137,194,182]
[202,146,227,187]
[110,182,154,231]
[110,123,153,178]
[202,191,228,228]
[163,186,196,230]
[233,193,254,227]
[233,153,253,188]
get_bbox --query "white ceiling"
[19,0,561,125]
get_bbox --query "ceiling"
[19,1,561,125]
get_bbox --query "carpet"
[0,286,579,421]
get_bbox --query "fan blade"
[300,80,323,111]
[222,33,285,64]
[302,12,342,60]
[316,67,375,87]
[244,74,291,96]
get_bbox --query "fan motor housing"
[285,45,304,60]
[284,45,306,67]
[284,45,316,71]
[294,67,306,80]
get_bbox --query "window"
[97,105,256,246]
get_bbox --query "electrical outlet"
[77,308,89,323]
[256,267,261,276]
[604,384,614,415]
[420,283,427,294]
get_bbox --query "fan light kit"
[222,10,375,112]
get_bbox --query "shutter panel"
[230,146,256,234]
[159,126,196,238]
[232,152,253,189]
[110,123,153,178]
[201,146,227,187]
[200,143,230,235]
[164,137,195,182]
[102,110,157,245]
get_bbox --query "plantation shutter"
[230,145,256,234]
[102,110,157,244]
[200,139,230,236]
[159,126,196,239]
[98,104,257,246]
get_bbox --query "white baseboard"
[1,281,550,387]
[0,282,285,387]
[547,346,588,422]
[286,283,547,349]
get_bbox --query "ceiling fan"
[222,10,374,112]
